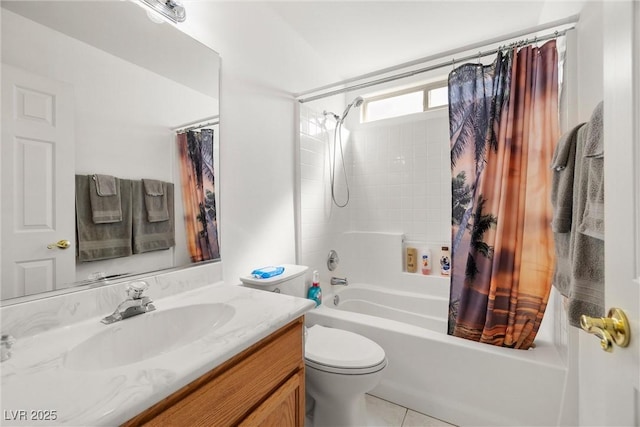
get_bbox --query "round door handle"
[47,240,71,250]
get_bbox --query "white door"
[1,64,75,299]
[578,1,640,425]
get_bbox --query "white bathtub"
[305,283,569,427]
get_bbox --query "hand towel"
[579,101,604,240]
[566,116,605,327]
[550,123,584,233]
[142,179,169,222]
[76,175,133,261]
[89,174,122,223]
[132,180,175,254]
[551,123,585,297]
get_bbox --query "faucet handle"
[1,335,16,362]
[126,281,149,299]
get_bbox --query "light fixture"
[138,0,186,24]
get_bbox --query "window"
[362,81,448,123]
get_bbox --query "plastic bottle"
[440,246,451,276]
[406,247,418,273]
[307,270,322,307]
[421,248,432,275]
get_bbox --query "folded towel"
[142,179,169,222]
[143,179,164,196]
[132,180,175,254]
[550,123,584,233]
[94,174,117,195]
[583,101,604,158]
[565,119,605,326]
[579,101,604,240]
[551,123,585,297]
[76,175,132,261]
[89,174,122,224]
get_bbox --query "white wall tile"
[299,106,451,277]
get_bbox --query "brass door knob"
[47,240,71,250]
[580,308,630,352]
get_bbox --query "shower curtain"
[177,129,220,262]
[448,40,559,349]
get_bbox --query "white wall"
[2,10,215,283]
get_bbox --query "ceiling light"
[138,0,186,24]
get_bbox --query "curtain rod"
[297,20,576,104]
[173,115,219,133]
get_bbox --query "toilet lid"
[305,325,386,370]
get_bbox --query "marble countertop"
[0,283,314,426]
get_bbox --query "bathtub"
[305,283,568,427]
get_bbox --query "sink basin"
[65,303,235,370]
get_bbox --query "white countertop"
[0,283,314,426]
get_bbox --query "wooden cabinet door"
[239,370,304,427]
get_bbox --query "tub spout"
[330,277,348,286]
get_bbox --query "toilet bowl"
[239,265,388,427]
[305,324,387,427]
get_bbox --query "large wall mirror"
[1,1,221,304]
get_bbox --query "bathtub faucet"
[330,277,349,286]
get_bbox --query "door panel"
[579,1,639,425]
[1,64,75,299]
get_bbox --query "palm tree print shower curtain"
[177,129,220,262]
[448,41,559,349]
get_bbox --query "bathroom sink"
[64,303,235,370]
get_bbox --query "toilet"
[240,264,387,427]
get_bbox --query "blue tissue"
[251,266,285,279]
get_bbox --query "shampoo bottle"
[421,248,432,275]
[307,270,322,307]
[440,246,451,276]
[406,247,418,273]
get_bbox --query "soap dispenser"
[307,270,322,307]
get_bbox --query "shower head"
[340,96,365,122]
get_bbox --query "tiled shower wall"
[349,109,451,244]
[299,107,350,283]
[298,105,451,282]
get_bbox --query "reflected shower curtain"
[177,129,220,262]
[448,41,559,349]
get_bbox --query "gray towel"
[551,123,585,297]
[132,180,175,254]
[579,101,604,240]
[89,174,122,223]
[550,123,584,233]
[76,175,132,261]
[143,179,169,222]
[563,111,605,327]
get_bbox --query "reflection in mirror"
[0,1,221,304]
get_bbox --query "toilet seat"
[305,325,387,375]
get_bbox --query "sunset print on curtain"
[448,40,559,349]
[177,129,220,262]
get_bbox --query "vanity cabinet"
[123,317,305,427]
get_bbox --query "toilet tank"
[240,264,309,298]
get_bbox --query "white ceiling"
[265,1,584,93]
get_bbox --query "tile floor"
[365,394,457,427]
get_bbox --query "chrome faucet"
[1,335,16,362]
[330,276,349,286]
[101,281,155,324]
